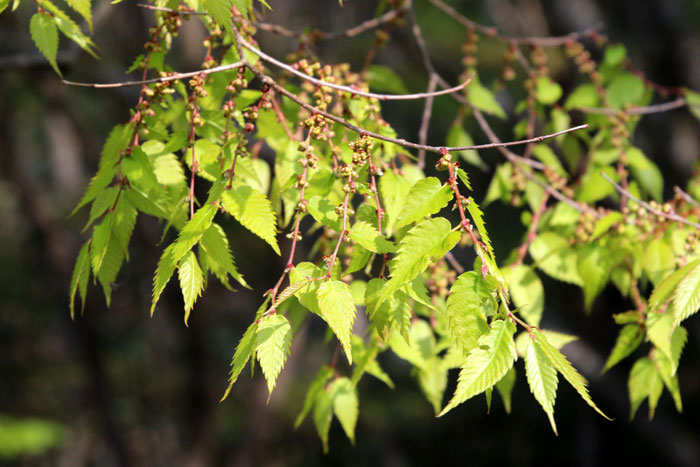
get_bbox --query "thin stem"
[326,180,353,280]
[602,172,700,230]
[136,3,207,15]
[237,35,473,101]
[675,186,700,208]
[417,73,438,169]
[578,98,687,115]
[445,251,465,274]
[515,193,550,265]
[62,61,245,88]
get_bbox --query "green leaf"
[673,260,700,325]
[379,218,459,305]
[349,220,396,253]
[606,73,645,109]
[602,324,644,373]
[200,223,248,289]
[316,280,357,364]
[307,196,342,232]
[65,0,92,31]
[444,271,492,355]
[495,367,516,414]
[591,212,623,240]
[467,74,506,119]
[90,213,113,275]
[649,259,700,310]
[40,0,97,58]
[627,147,663,202]
[330,377,359,444]
[533,329,610,420]
[628,356,663,419]
[683,88,700,122]
[379,170,412,235]
[529,232,584,286]
[564,83,600,110]
[503,265,544,327]
[535,77,563,105]
[395,177,454,229]
[367,65,408,94]
[30,13,60,75]
[69,242,90,319]
[644,238,676,286]
[465,197,494,261]
[0,0,9,13]
[647,312,674,359]
[94,199,136,306]
[171,204,218,262]
[439,319,517,416]
[652,353,682,413]
[577,243,612,310]
[203,0,235,33]
[525,336,559,434]
[221,321,258,401]
[418,358,448,414]
[604,44,627,66]
[295,366,334,428]
[178,251,204,325]
[151,244,177,315]
[313,387,333,453]
[222,185,280,255]
[255,313,292,397]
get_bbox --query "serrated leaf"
[307,196,341,232]
[379,170,412,235]
[495,367,516,414]
[203,0,235,32]
[151,243,177,315]
[646,312,673,360]
[467,73,506,119]
[40,0,97,58]
[465,197,494,260]
[418,358,448,414]
[525,337,559,434]
[30,13,60,75]
[379,218,459,306]
[649,259,699,311]
[602,324,644,373]
[439,319,517,416]
[171,204,218,262]
[330,377,359,444]
[65,0,92,31]
[222,185,280,255]
[200,223,248,288]
[628,147,663,202]
[628,356,663,419]
[90,213,112,275]
[533,329,610,420]
[95,199,136,306]
[444,271,492,355]
[529,232,584,286]
[652,352,682,413]
[295,366,334,428]
[577,243,612,311]
[668,326,688,375]
[255,313,292,397]
[69,242,90,319]
[673,260,700,325]
[178,251,204,325]
[365,278,392,339]
[349,220,395,253]
[221,321,258,401]
[395,178,454,229]
[503,265,544,327]
[313,387,333,453]
[317,280,357,364]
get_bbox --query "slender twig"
[602,172,700,230]
[578,98,687,116]
[429,0,601,46]
[326,174,353,280]
[417,74,438,169]
[62,61,245,88]
[256,7,405,41]
[515,193,550,265]
[675,186,700,208]
[136,3,207,15]
[237,35,473,101]
[445,251,465,274]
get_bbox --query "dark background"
[1,0,700,465]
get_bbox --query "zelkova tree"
[10,0,700,450]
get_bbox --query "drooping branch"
[602,173,700,230]
[578,98,687,115]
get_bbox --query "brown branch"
[417,74,438,169]
[237,35,473,101]
[62,61,244,88]
[515,193,550,265]
[429,0,601,46]
[675,186,700,208]
[602,172,700,230]
[578,98,687,116]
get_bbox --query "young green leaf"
[30,13,60,75]
[495,367,516,414]
[222,185,280,255]
[533,329,611,420]
[349,220,396,253]
[171,204,218,262]
[602,324,644,373]
[295,366,334,428]
[646,312,674,360]
[65,0,92,31]
[90,213,113,275]
[529,232,584,286]
[316,280,357,364]
[379,170,412,235]
[221,321,258,401]
[525,337,559,434]
[418,359,448,414]
[69,242,91,319]
[151,243,178,316]
[379,217,459,305]
[444,271,492,356]
[673,259,700,325]
[200,223,248,289]
[255,313,292,397]
[314,388,333,453]
[40,0,97,58]
[503,265,544,327]
[178,251,204,325]
[577,243,612,311]
[330,377,359,444]
[652,353,682,413]
[395,178,454,229]
[202,0,235,33]
[439,319,517,416]
[644,238,675,286]
[649,259,700,310]
[628,357,657,419]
